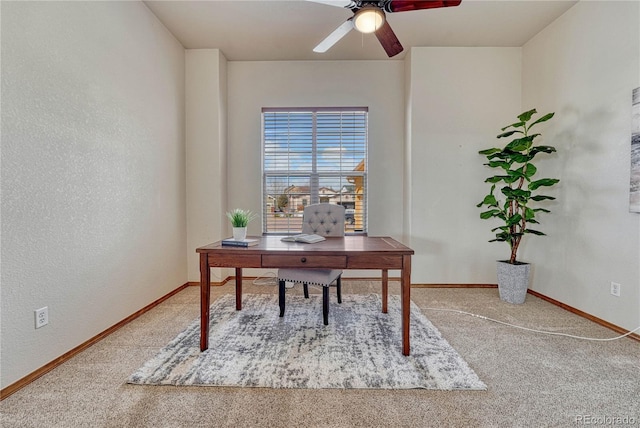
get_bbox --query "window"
[262,107,368,234]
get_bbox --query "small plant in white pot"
[477,109,560,304]
[226,208,257,241]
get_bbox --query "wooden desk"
[197,236,414,355]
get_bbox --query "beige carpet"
[1,281,639,427]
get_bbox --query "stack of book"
[221,238,259,247]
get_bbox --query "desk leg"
[235,268,242,310]
[401,254,411,356]
[200,253,211,352]
[381,269,388,314]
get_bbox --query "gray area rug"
[128,293,486,390]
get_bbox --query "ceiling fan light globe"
[354,7,385,34]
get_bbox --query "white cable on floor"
[425,307,640,342]
[253,272,277,286]
[246,277,639,341]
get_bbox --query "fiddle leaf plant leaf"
[531,194,556,201]
[505,136,534,152]
[501,121,526,132]
[524,207,536,221]
[517,108,537,122]
[529,145,557,156]
[506,213,522,226]
[479,194,498,207]
[497,129,521,139]
[487,160,511,170]
[529,112,555,128]
[510,153,532,163]
[529,178,560,190]
[523,163,537,178]
[480,209,501,220]
[479,148,501,156]
[485,176,507,184]
[525,229,546,236]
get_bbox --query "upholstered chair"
[278,203,345,325]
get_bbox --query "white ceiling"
[144,0,578,61]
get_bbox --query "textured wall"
[186,49,228,281]
[1,1,186,388]
[522,1,640,331]
[407,47,522,283]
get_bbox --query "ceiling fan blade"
[313,19,354,53]
[375,20,403,57]
[306,0,356,9]
[386,0,461,13]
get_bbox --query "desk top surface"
[196,235,414,255]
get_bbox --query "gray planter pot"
[496,260,531,304]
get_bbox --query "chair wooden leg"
[279,280,285,317]
[322,286,329,325]
[336,276,342,304]
[303,283,309,298]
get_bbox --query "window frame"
[261,107,368,235]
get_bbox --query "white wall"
[403,50,414,243]
[222,60,405,279]
[1,2,186,388]
[186,49,228,281]
[407,47,522,283]
[522,1,640,331]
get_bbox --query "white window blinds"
[262,107,368,234]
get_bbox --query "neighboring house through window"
[262,107,368,234]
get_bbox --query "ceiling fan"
[310,0,462,57]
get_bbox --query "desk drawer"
[262,255,347,268]
[347,255,403,269]
[208,254,261,268]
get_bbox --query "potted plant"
[477,109,560,303]
[226,208,257,241]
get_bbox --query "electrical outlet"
[35,307,48,329]
[610,282,621,297]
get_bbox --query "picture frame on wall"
[631,87,640,213]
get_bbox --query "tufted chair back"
[301,203,345,237]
